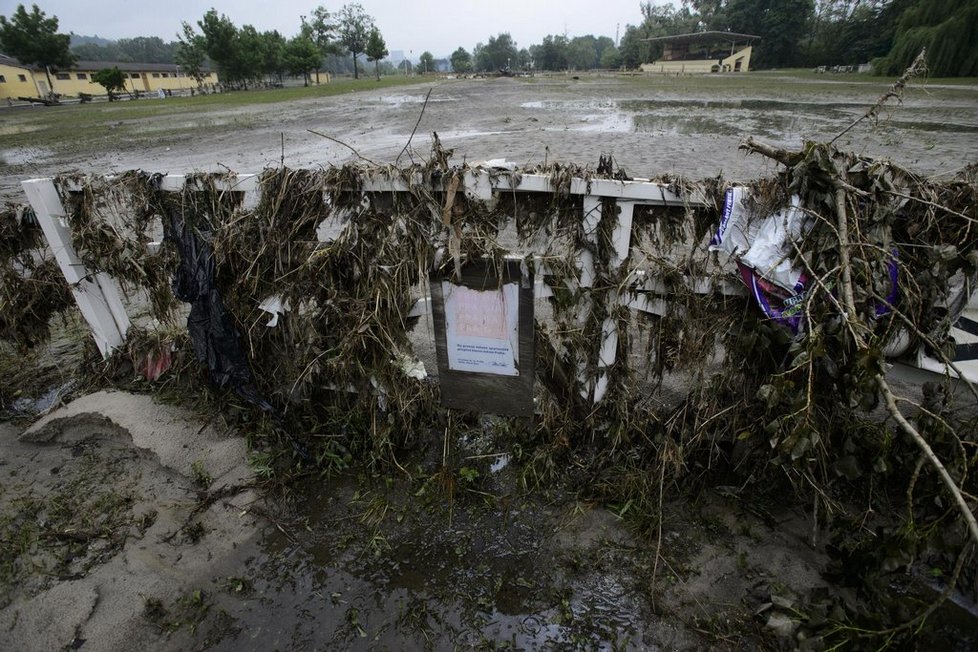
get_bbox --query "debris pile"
[1,132,976,642]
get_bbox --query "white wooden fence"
[20,166,978,401]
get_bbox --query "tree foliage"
[284,35,321,84]
[450,47,472,73]
[364,27,387,81]
[0,3,75,93]
[337,3,373,79]
[175,22,207,87]
[876,0,978,77]
[474,33,518,72]
[618,26,650,69]
[530,35,569,71]
[197,9,239,83]
[193,9,296,87]
[718,0,813,68]
[307,5,341,57]
[72,37,178,64]
[418,50,435,74]
[91,66,126,98]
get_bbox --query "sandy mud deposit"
[0,391,839,650]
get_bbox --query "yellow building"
[640,31,759,74]
[0,53,41,98]
[1,53,218,100]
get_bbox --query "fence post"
[21,178,130,357]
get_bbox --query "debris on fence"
[2,129,977,643]
[0,203,73,349]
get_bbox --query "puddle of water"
[633,114,741,137]
[10,380,76,415]
[435,128,510,140]
[577,113,633,133]
[212,471,656,648]
[380,95,456,108]
[619,98,866,114]
[0,147,52,166]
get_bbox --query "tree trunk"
[353,53,359,79]
[375,60,380,81]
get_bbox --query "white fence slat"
[21,178,130,357]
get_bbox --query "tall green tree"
[308,5,340,55]
[877,0,978,77]
[0,4,75,95]
[284,35,321,85]
[259,30,287,82]
[304,5,342,84]
[197,9,239,83]
[234,25,264,86]
[91,66,126,99]
[474,33,518,71]
[618,25,650,68]
[337,3,373,79]
[450,46,473,73]
[719,0,813,68]
[175,21,208,87]
[418,50,435,74]
[530,34,569,70]
[567,36,598,70]
[364,27,388,80]
[600,45,621,69]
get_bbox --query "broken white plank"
[21,178,130,357]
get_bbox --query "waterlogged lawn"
[0,76,434,154]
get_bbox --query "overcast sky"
[0,1,650,59]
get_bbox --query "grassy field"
[0,75,433,155]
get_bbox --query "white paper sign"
[443,282,520,376]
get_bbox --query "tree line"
[401,0,978,76]
[70,35,178,64]
[0,3,393,91]
[609,0,978,75]
[174,2,391,87]
[2,0,976,87]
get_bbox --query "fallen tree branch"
[830,49,928,146]
[878,375,978,548]
[833,181,860,329]
[395,87,433,165]
[873,293,978,405]
[307,129,378,165]
[740,137,801,167]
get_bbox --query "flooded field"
[2,72,978,199]
[2,72,978,650]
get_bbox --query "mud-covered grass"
[0,76,432,157]
[0,441,147,609]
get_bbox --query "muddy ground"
[3,72,978,196]
[2,73,978,650]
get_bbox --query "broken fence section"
[15,164,978,419]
